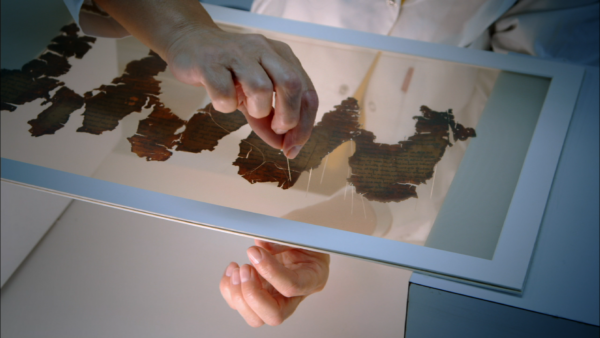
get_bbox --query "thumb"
[247,246,317,298]
[254,239,291,255]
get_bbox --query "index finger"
[260,58,318,157]
[282,89,318,158]
[238,105,284,150]
[260,53,303,135]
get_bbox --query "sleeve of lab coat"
[62,0,130,38]
[491,0,599,66]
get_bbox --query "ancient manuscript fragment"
[46,24,96,59]
[1,70,62,111]
[77,51,167,135]
[176,103,248,153]
[2,21,480,206]
[22,52,72,78]
[27,87,85,136]
[1,102,17,112]
[348,106,476,202]
[1,23,95,112]
[233,98,361,189]
[128,104,186,161]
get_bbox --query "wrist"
[93,0,220,60]
[160,21,220,63]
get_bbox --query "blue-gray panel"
[1,0,73,69]
[406,284,600,338]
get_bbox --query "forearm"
[93,0,218,60]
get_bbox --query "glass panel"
[0,23,550,259]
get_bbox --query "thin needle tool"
[306,168,312,196]
[320,154,329,184]
[430,165,437,199]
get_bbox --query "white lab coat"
[64,0,599,66]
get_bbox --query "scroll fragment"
[234,99,476,203]
[233,98,361,189]
[1,23,95,119]
[77,51,167,135]
[349,106,476,202]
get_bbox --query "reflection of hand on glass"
[94,0,318,158]
[219,240,330,327]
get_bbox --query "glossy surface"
[0,4,584,291]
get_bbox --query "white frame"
[1,4,585,293]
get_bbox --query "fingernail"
[225,263,234,277]
[285,145,302,159]
[248,247,263,265]
[240,265,250,283]
[274,128,288,135]
[231,268,240,285]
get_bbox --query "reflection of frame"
[1,4,585,293]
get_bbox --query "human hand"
[219,239,330,327]
[165,26,318,158]
[93,0,318,158]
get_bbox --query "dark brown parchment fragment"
[0,69,62,108]
[27,87,84,136]
[22,53,72,78]
[46,24,96,59]
[1,23,95,112]
[176,103,248,153]
[348,105,476,202]
[1,102,17,112]
[233,97,361,189]
[77,51,167,134]
[127,104,186,161]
